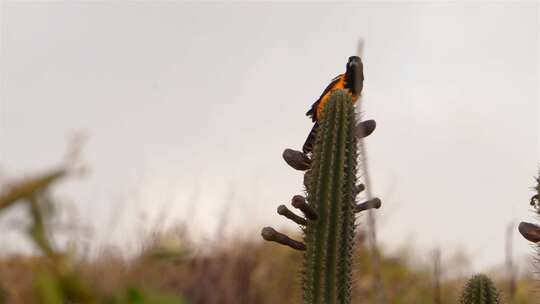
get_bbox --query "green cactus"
[518,170,540,294]
[518,172,540,242]
[262,88,380,304]
[301,89,359,304]
[459,274,501,304]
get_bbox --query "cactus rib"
[460,274,501,304]
[303,90,359,304]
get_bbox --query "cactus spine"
[459,274,501,304]
[303,89,358,304]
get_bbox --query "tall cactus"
[459,274,501,304]
[302,89,358,304]
[261,89,381,304]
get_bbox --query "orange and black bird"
[302,56,364,154]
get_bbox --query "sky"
[0,2,538,272]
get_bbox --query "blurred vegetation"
[0,148,537,304]
[0,146,185,304]
[0,225,536,304]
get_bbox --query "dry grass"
[0,227,536,304]
[0,154,537,303]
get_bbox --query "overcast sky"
[1,2,538,272]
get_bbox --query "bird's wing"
[306,74,343,122]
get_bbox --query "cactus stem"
[518,222,540,243]
[278,205,307,226]
[356,119,376,139]
[291,195,318,220]
[354,198,382,213]
[261,227,306,251]
[303,171,312,190]
[283,149,311,171]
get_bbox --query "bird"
[302,56,364,154]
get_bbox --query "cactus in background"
[459,274,501,304]
[518,172,540,243]
[262,89,381,304]
[518,170,540,296]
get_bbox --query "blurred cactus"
[459,274,501,304]
[262,89,381,304]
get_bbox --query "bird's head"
[345,56,364,96]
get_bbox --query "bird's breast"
[316,80,359,121]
